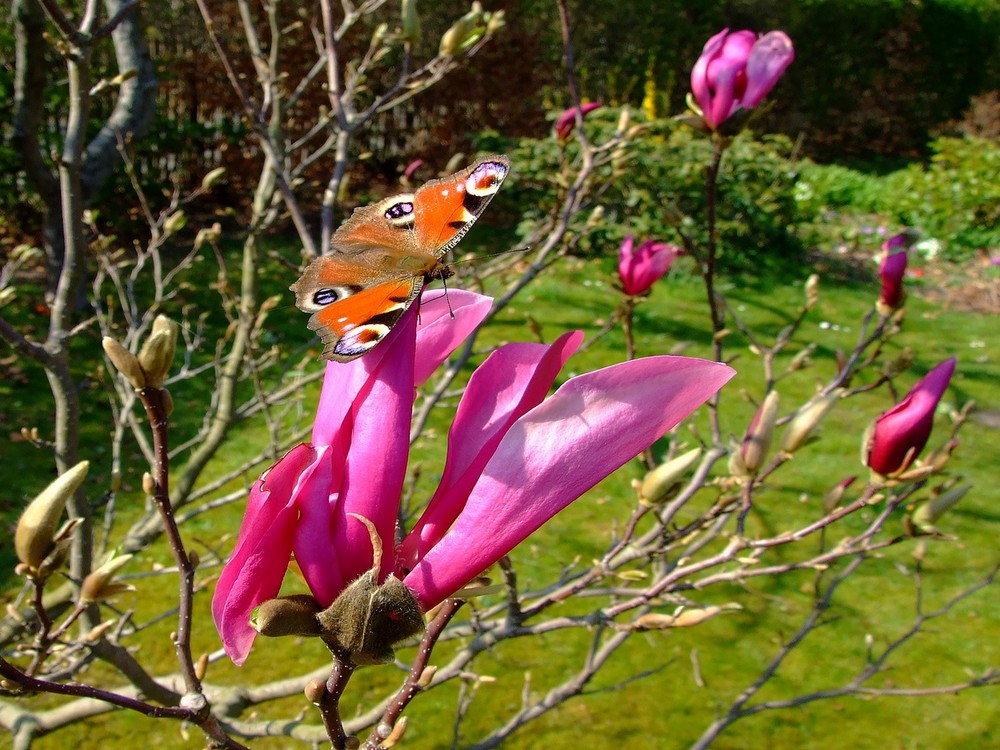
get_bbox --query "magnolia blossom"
[554,101,602,140]
[691,28,794,129]
[865,357,956,477]
[213,291,734,664]
[618,235,680,296]
[879,250,908,310]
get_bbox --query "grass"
[4,236,1000,749]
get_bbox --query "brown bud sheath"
[252,595,323,638]
[316,514,424,665]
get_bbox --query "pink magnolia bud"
[865,358,956,477]
[618,235,680,296]
[690,28,794,129]
[882,229,919,253]
[554,102,602,140]
[878,250,908,311]
[403,159,426,181]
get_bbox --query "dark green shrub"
[480,112,805,274]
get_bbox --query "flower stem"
[320,651,357,749]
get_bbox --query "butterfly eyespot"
[384,201,414,221]
[313,288,340,305]
[466,160,509,196]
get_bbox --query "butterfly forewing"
[291,155,510,361]
[412,155,510,255]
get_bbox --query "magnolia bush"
[1,3,996,749]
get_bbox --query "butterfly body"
[291,155,510,361]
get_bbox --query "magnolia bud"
[201,167,226,191]
[103,337,145,389]
[162,210,187,237]
[780,389,843,454]
[485,9,505,35]
[822,476,856,514]
[585,205,605,228]
[438,2,484,56]
[194,653,209,681]
[252,595,323,638]
[400,0,421,45]
[804,274,820,310]
[194,222,222,250]
[382,716,408,748]
[639,447,702,506]
[137,316,179,389]
[417,665,437,687]
[616,107,631,135]
[142,472,157,496]
[304,679,326,703]
[740,391,780,475]
[80,553,134,604]
[16,461,89,574]
[910,483,970,534]
[634,603,739,630]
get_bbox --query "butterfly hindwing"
[303,277,422,362]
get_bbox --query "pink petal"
[691,28,730,121]
[334,309,418,584]
[414,290,494,385]
[212,444,317,665]
[404,356,735,608]
[879,251,908,308]
[289,445,345,605]
[742,31,795,109]
[399,331,583,570]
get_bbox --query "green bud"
[201,167,226,192]
[780,389,843,454]
[162,210,187,237]
[103,336,145,389]
[911,483,971,534]
[80,553,134,604]
[401,0,421,45]
[16,461,89,575]
[741,391,780,475]
[137,315,179,389]
[804,274,820,310]
[639,448,702,506]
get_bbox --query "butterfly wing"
[290,257,423,362]
[291,155,510,361]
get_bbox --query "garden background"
[1,0,999,748]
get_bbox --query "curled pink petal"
[742,31,795,109]
[618,237,679,295]
[691,28,729,119]
[404,356,735,608]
